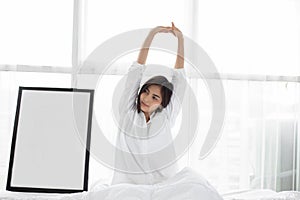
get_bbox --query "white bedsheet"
[2,171,300,200]
[223,189,300,200]
[0,167,223,200]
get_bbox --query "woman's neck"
[144,112,150,123]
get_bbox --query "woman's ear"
[158,105,163,111]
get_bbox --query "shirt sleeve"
[119,61,146,114]
[165,68,187,127]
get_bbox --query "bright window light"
[0,0,73,67]
[196,0,300,75]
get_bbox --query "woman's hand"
[150,26,172,34]
[171,22,184,69]
[149,23,182,38]
[137,23,184,66]
[171,22,183,39]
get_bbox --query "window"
[0,0,73,67]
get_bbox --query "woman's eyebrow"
[153,94,161,99]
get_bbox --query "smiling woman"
[137,76,173,122]
[111,23,189,184]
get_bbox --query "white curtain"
[0,0,73,66]
[186,78,300,193]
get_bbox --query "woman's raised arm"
[171,22,184,69]
[137,26,174,65]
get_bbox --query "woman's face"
[140,85,162,114]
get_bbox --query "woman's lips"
[141,102,149,107]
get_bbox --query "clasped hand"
[150,22,183,39]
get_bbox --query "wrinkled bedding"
[2,168,300,200]
[0,167,223,200]
[223,189,300,200]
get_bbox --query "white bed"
[223,189,300,200]
[1,168,300,200]
[0,167,222,200]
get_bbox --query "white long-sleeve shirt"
[112,61,186,185]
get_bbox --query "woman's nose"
[143,95,151,103]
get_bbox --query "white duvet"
[4,167,300,200]
[223,189,300,200]
[0,167,223,200]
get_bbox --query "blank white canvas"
[10,90,91,190]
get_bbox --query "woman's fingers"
[170,22,182,38]
[171,22,182,32]
[172,22,175,30]
[158,27,173,34]
[152,24,181,37]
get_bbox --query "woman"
[112,22,186,185]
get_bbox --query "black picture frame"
[6,87,94,193]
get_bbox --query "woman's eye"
[153,96,158,100]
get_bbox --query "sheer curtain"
[186,79,300,193]
[188,0,300,193]
[0,0,73,66]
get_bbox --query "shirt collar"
[139,111,157,124]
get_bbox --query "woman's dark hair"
[137,76,173,113]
